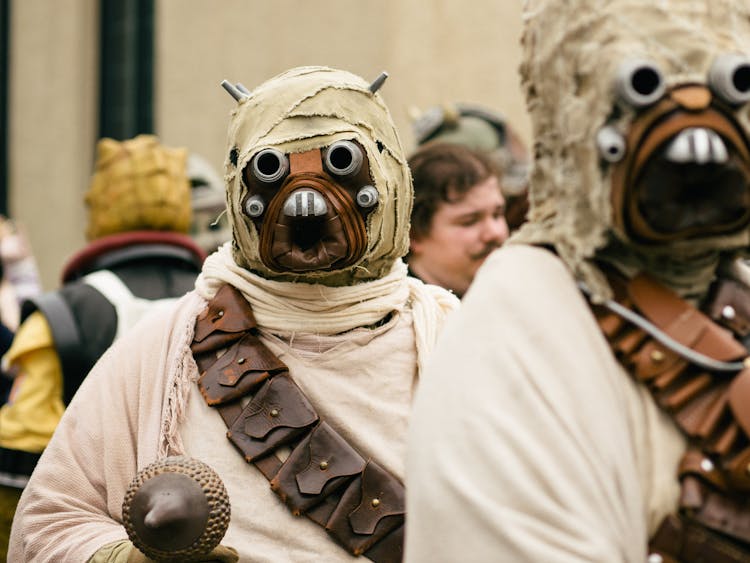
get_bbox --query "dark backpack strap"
[21,293,85,405]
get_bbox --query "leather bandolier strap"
[190,284,405,562]
[590,271,750,562]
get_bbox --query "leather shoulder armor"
[587,271,750,561]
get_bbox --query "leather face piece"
[242,147,372,273]
[610,88,750,243]
[260,177,366,272]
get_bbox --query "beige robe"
[405,244,686,562]
[8,276,448,561]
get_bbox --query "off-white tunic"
[405,245,687,563]
[8,289,425,562]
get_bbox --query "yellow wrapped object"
[85,135,192,240]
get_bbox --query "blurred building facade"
[3,0,529,288]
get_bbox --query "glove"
[90,540,239,563]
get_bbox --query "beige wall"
[9,0,528,289]
[155,0,529,173]
[9,0,98,289]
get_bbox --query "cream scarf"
[195,243,459,374]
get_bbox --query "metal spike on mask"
[368,71,389,94]
[221,79,249,102]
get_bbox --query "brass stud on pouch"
[722,305,737,320]
[270,408,279,418]
[371,498,381,508]
[650,349,665,363]
[319,461,329,470]
[238,358,246,365]
[700,458,714,472]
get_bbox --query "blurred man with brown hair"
[0,135,205,558]
[411,102,529,231]
[407,142,509,297]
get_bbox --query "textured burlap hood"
[223,66,412,286]
[514,0,750,301]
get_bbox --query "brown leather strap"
[590,271,750,557]
[192,284,404,562]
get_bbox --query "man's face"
[410,176,508,296]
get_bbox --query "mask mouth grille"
[610,91,750,244]
[629,144,750,241]
[282,189,329,218]
[258,178,368,273]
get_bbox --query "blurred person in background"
[188,153,232,255]
[0,217,43,404]
[0,134,206,559]
[0,217,43,332]
[407,143,509,297]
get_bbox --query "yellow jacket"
[0,311,64,453]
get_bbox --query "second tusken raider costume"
[406,2,750,562]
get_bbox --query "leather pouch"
[631,339,685,383]
[725,446,750,492]
[227,373,318,462]
[364,524,404,563]
[673,384,728,439]
[650,513,749,563]
[270,422,366,515]
[728,369,750,438]
[199,333,286,405]
[613,327,649,357]
[193,285,258,344]
[707,279,750,337]
[689,484,750,545]
[628,274,746,362]
[325,460,405,556]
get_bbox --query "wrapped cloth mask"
[221,67,412,287]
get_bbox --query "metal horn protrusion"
[221,79,249,102]
[368,71,389,94]
[235,83,251,96]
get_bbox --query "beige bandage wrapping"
[195,243,459,376]
[223,66,413,287]
[513,1,750,301]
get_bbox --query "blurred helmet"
[85,135,192,240]
[412,103,529,196]
[187,153,230,253]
